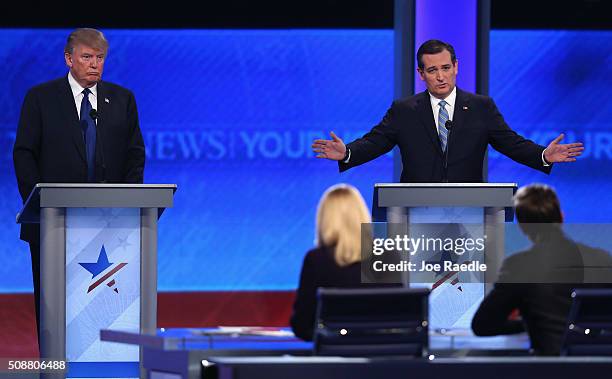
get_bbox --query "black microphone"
[443,120,454,183]
[89,109,107,183]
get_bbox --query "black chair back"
[561,288,612,356]
[313,287,429,357]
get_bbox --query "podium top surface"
[32,183,177,189]
[375,183,518,188]
[374,182,518,208]
[17,183,177,224]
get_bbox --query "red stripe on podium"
[87,262,128,293]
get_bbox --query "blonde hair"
[315,184,371,267]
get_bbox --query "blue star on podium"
[79,246,113,278]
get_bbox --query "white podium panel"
[66,207,140,363]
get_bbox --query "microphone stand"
[89,109,107,183]
[443,120,453,183]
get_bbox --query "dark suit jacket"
[13,76,145,242]
[291,246,397,341]
[339,88,552,182]
[471,231,612,355]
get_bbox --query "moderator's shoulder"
[302,246,334,265]
[502,249,531,266]
[578,242,612,262]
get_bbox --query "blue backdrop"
[487,30,612,222]
[0,29,610,292]
[0,29,394,292]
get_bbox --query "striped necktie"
[438,100,449,152]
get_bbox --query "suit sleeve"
[485,97,552,174]
[122,91,145,183]
[290,251,318,341]
[472,283,526,336]
[339,101,400,172]
[472,261,526,336]
[13,89,42,202]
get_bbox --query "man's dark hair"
[514,184,563,241]
[416,39,457,70]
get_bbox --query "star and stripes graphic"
[78,245,127,294]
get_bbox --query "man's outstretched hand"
[544,133,585,163]
[312,132,347,161]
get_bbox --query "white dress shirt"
[67,72,97,118]
[428,87,456,135]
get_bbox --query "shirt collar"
[428,86,457,109]
[67,72,98,100]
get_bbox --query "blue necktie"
[438,100,449,152]
[80,88,96,182]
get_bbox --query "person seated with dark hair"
[472,183,612,355]
[290,184,374,341]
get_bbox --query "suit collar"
[57,77,87,163]
[452,87,471,134]
[94,82,108,169]
[96,81,107,111]
[416,90,443,157]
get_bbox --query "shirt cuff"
[342,148,351,163]
[542,149,551,167]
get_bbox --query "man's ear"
[64,52,73,68]
[417,68,425,81]
[560,211,564,223]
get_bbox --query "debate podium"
[371,183,517,329]
[17,183,176,377]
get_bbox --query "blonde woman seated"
[290,184,375,341]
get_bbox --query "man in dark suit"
[13,28,145,344]
[471,184,612,355]
[312,39,583,182]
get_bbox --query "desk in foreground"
[102,328,530,378]
[203,356,612,379]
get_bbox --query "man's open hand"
[544,133,584,163]
[312,132,347,161]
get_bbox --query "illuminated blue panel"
[415,0,478,93]
[413,0,480,331]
